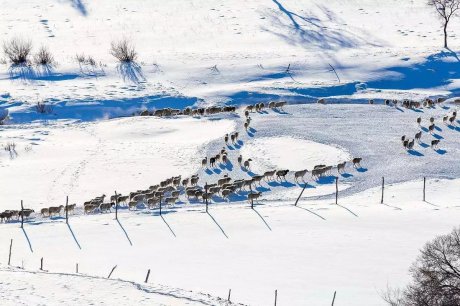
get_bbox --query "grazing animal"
[415,131,422,143]
[210,157,216,168]
[428,123,435,134]
[352,158,362,168]
[182,178,190,186]
[243,159,252,170]
[403,139,409,149]
[99,203,113,213]
[190,175,199,186]
[449,116,456,125]
[431,139,440,149]
[276,169,289,181]
[84,204,97,214]
[224,134,229,144]
[244,122,249,131]
[19,209,34,219]
[430,117,435,124]
[128,201,138,210]
[230,134,236,144]
[252,175,265,186]
[337,162,346,174]
[65,204,76,214]
[401,135,406,142]
[49,205,64,217]
[41,208,49,217]
[407,139,415,150]
[247,192,262,203]
[443,116,449,124]
[222,154,228,164]
[417,117,421,125]
[263,170,276,181]
[202,157,207,168]
[221,189,233,199]
[294,169,308,182]
[238,155,243,165]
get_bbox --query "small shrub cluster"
[3,142,18,158]
[110,38,137,62]
[35,101,54,114]
[34,46,55,66]
[76,53,96,66]
[3,38,32,65]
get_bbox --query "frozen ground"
[0,267,241,306]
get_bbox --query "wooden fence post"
[114,191,118,220]
[335,177,339,204]
[20,200,24,228]
[159,194,162,215]
[274,289,278,306]
[227,289,231,302]
[295,184,307,206]
[65,196,69,224]
[145,269,151,283]
[205,183,208,212]
[423,177,426,201]
[332,290,337,306]
[108,265,117,279]
[76,263,79,273]
[250,184,254,209]
[381,177,385,204]
[8,239,13,265]
[40,257,43,270]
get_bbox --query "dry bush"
[110,38,137,62]
[35,101,54,114]
[383,227,460,305]
[3,38,32,65]
[34,46,55,66]
[76,53,96,66]
[3,142,18,158]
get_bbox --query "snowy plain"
[0,0,459,305]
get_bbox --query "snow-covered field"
[0,0,460,305]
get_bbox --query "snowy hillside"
[0,0,459,305]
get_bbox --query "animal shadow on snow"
[432,133,443,140]
[316,176,336,184]
[434,126,442,132]
[340,172,353,178]
[408,149,424,157]
[421,126,429,133]
[435,149,447,155]
[272,108,289,115]
[419,142,430,148]
[297,182,316,189]
[267,180,296,188]
[356,167,368,173]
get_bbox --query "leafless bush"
[110,38,137,62]
[383,227,460,305]
[75,53,96,66]
[34,46,55,66]
[24,145,32,153]
[3,142,18,158]
[35,101,54,114]
[0,108,9,125]
[3,38,32,65]
[0,58,6,65]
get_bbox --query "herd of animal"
[401,109,457,152]
[1,99,368,224]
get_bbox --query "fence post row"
[335,177,338,204]
[65,196,69,224]
[423,177,426,201]
[20,200,24,228]
[114,191,118,220]
[381,177,385,204]
[8,239,13,265]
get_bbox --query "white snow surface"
[0,0,460,305]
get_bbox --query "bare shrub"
[3,38,32,65]
[35,101,54,114]
[110,38,137,62]
[24,145,32,153]
[383,227,460,305]
[0,108,9,125]
[34,46,55,66]
[75,53,96,66]
[3,142,18,158]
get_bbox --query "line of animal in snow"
[401,110,457,152]
[317,97,447,108]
